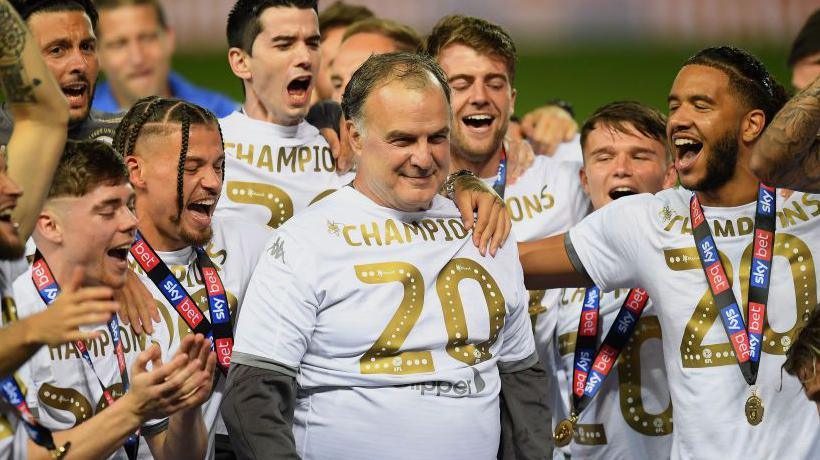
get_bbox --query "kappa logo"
[268,237,286,263]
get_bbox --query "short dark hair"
[342,17,421,53]
[318,1,372,37]
[49,140,128,199]
[784,305,820,385]
[580,101,670,163]
[227,0,318,54]
[10,0,98,29]
[425,15,517,84]
[342,52,450,126]
[113,96,222,216]
[788,9,820,68]
[96,0,168,30]
[684,46,789,128]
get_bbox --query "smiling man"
[551,101,676,458]
[93,0,237,116]
[519,46,820,459]
[224,51,546,460]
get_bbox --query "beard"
[0,231,24,260]
[686,129,739,192]
[170,213,214,248]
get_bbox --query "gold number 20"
[356,259,506,375]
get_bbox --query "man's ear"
[125,155,146,190]
[228,47,252,81]
[346,117,364,160]
[35,207,63,245]
[662,162,678,189]
[741,109,766,143]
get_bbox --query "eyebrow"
[667,94,716,104]
[92,198,123,211]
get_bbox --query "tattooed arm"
[0,0,69,240]
[750,76,820,192]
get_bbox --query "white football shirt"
[13,263,172,460]
[233,186,535,460]
[569,187,820,459]
[0,259,26,460]
[552,288,672,459]
[128,216,271,458]
[216,110,354,229]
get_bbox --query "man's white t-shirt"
[552,288,672,459]
[128,216,270,458]
[13,262,172,460]
[568,187,820,460]
[216,111,354,229]
[233,186,535,460]
[0,259,27,460]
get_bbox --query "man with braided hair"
[113,95,273,460]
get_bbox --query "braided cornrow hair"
[113,96,225,217]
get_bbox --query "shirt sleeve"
[232,229,319,370]
[567,193,659,292]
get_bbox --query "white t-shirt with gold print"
[552,288,672,459]
[216,110,354,230]
[568,187,820,460]
[127,216,271,459]
[13,263,172,460]
[233,186,535,460]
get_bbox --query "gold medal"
[553,414,577,447]
[745,393,764,426]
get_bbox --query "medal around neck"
[553,413,577,447]
[745,393,764,426]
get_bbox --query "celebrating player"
[112,96,272,458]
[550,101,676,458]
[14,140,215,460]
[520,46,820,459]
[0,0,121,145]
[223,51,547,459]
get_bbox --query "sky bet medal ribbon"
[553,286,650,446]
[31,251,139,459]
[689,183,776,426]
[130,230,234,374]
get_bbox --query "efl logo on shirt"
[691,198,705,227]
[757,186,775,217]
[131,240,159,271]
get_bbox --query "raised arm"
[750,76,820,192]
[0,0,69,240]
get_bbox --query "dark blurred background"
[134,0,818,120]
